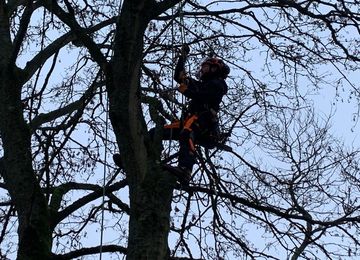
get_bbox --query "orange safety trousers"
[163,114,198,170]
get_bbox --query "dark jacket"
[174,56,228,115]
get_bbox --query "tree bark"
[107,0,177,259]
[0,70,52,260]
[0,3,51,259]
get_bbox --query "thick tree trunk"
[0,69,52,259]
[0,3,52,259]
[107,1,176,259]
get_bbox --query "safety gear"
[163,114,198,173]
[158,53,229,182]
[198,57,230,80]
[180,44,190,57]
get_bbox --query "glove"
[178,83,188,93]
[180,44,190,57]
[178,72,187,83]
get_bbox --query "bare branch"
[21,16,116,83]
[41,0,108,69]
[52,245,127,260]
[50,179,128,228]
[9,1,34,65]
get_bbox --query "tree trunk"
[0,3,52,258]
[107,1,176,259]
[0,69,52,259]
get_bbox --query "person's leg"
[178,129,196,172]
[163,121,181,140]
[114,122,181,167]
[177,115,198,181]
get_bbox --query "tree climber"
[161,45,230,183]
[113,45,230,184]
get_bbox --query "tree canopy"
[0,0,360,259]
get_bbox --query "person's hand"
[178,71,187,82]
[180,44,190,57]
[178,83,188,93]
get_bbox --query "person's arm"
[174,56,186,83]
[174,45,190,83]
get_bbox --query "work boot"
[177,166,191,184]
[113,153,123,168]
[162,165,192,185]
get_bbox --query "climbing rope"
[179,1,186,46]
[99,2,124,259]
[166,0,187,159]
[99,88,109,260]
[168,5,176,158]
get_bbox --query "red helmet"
[198,57,230,79]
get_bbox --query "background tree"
[0,0,360,259]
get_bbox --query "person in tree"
[161,45,230,183]
[113,45,230,184]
